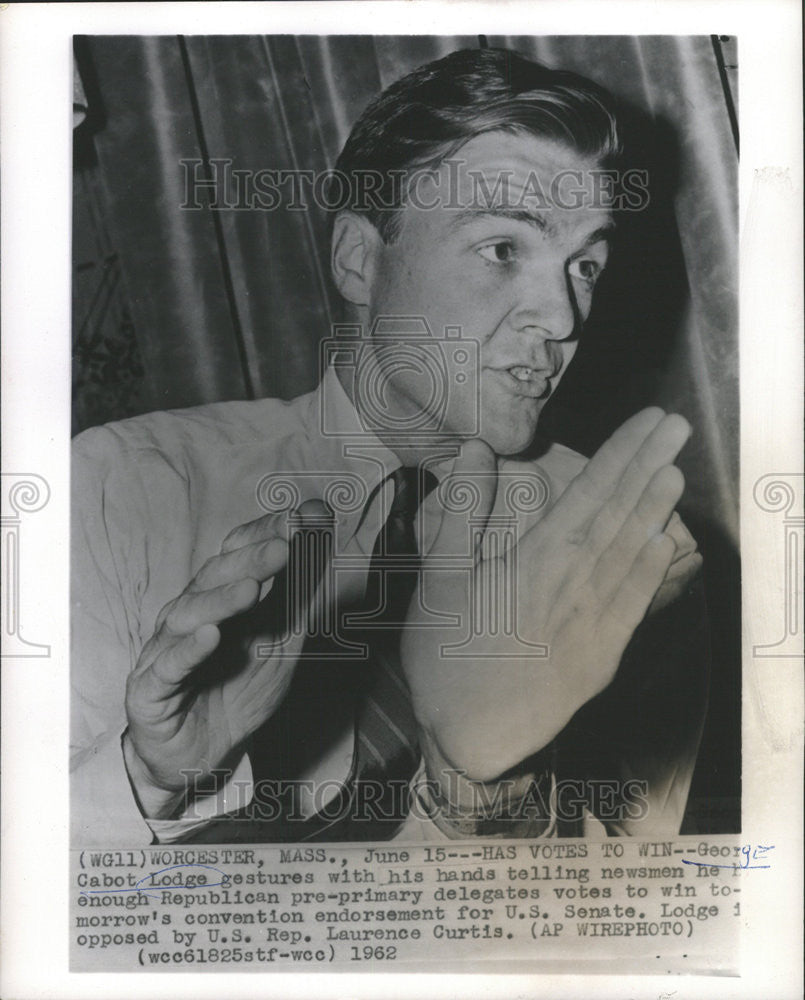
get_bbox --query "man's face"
[365,131,614,456]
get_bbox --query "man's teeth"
[508,366,538,382]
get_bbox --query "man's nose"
[510,264,576,342]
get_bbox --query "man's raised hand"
[403,409,694,783]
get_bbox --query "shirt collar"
[307,365,402,530]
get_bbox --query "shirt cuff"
[71,732,254,845]
[71,732,157,845]
[146,755,253,844]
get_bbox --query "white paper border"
[1,2,802,998]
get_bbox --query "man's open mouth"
[508,365,542,383]
[488,365,555,399]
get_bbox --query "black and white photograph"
[71,34,740,846]
[1,2,802,996]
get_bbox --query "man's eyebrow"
[580,223,617,249]
[448,206,554,234]
[447,207,616,246]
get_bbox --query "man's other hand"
[123,500,328,819]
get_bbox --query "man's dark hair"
[333,46,622,242]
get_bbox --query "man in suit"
[71,48,706,844]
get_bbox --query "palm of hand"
[401,409,692,782]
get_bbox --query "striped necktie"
[354,468,438,774]
[274,465,438,843]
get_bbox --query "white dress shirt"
[71,367,699,844]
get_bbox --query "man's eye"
[568,258,603,283]
[477,241,515,264]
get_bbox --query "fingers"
[663,547,703,583]
[220,510,290,554]
[160,578,261,636]
[147,623,222,689]
[189,502,330,594]
[604,533,677,649]
[294,498,332,527]
[427,439,497,559]
[646,548,703,616]
[589,464,684,601]
[188,537,289,593]
[582,415,690,562]
[605,413,690,523]
[554,408,664,520]
[664,511,698,564]
[151,500,331,663]
[220,501,331,555]
[551,409,689,537]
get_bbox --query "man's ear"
[330,211,384,306]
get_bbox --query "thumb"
[429,439,497,559]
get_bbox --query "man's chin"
[477,428,537,458]
[477,414,540,457]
